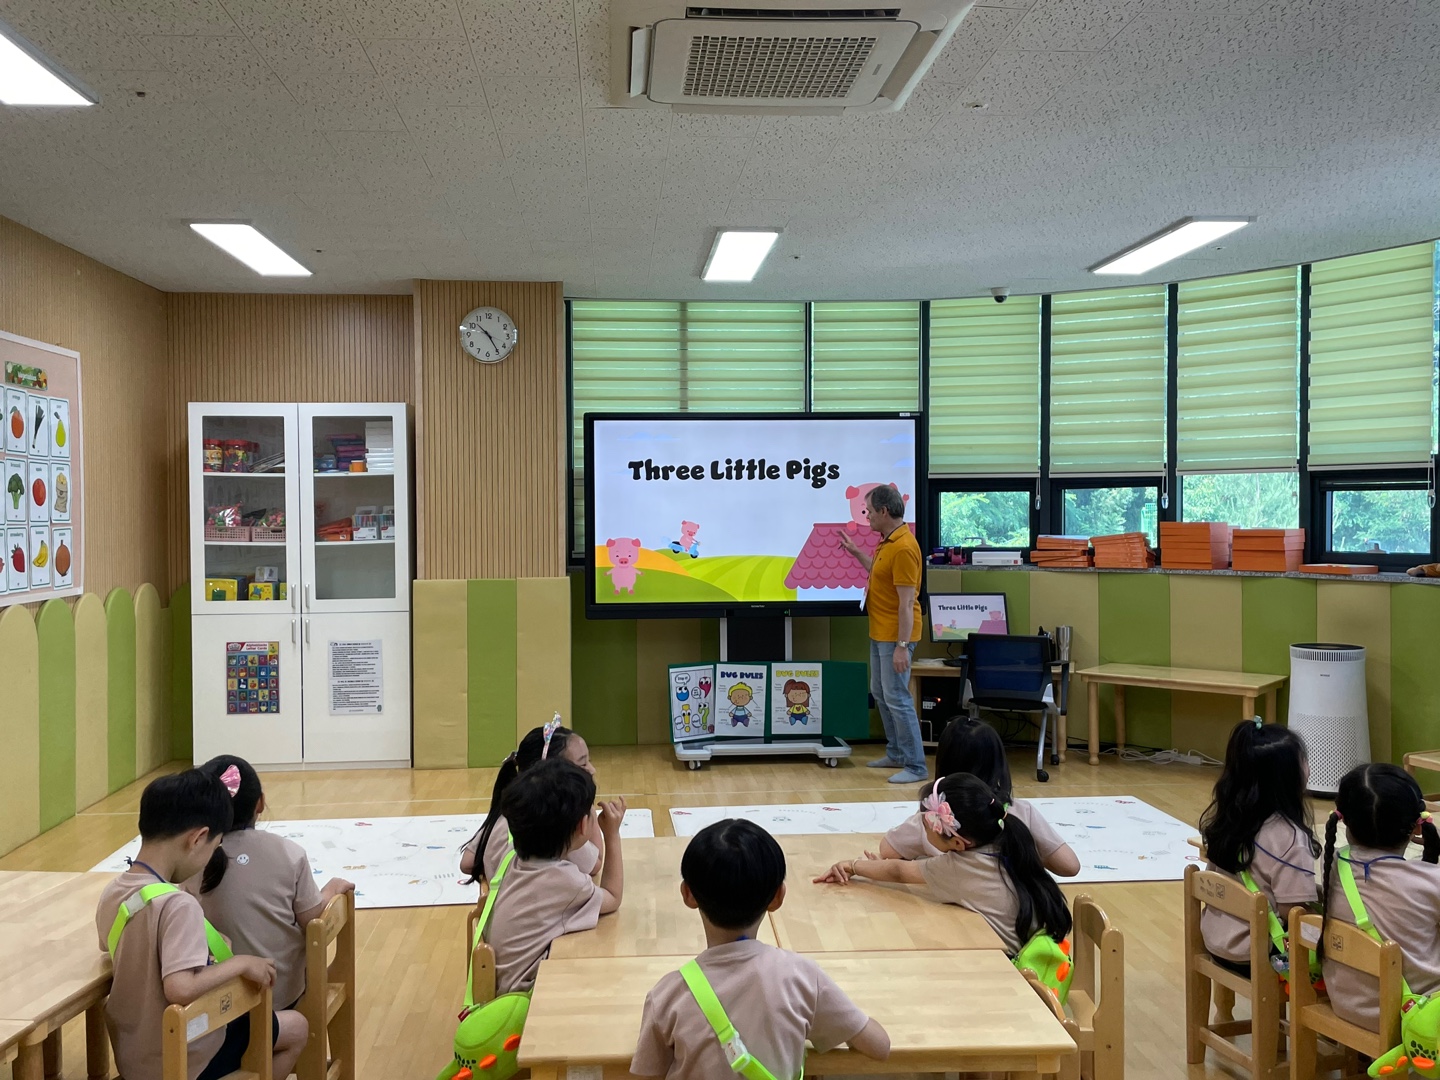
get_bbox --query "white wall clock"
[459,306,518,364]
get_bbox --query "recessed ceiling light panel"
[189,223,312,277]
[702,229,780,283]
[1090,217,1253,275]
[0,21,95,106]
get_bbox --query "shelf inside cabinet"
[203,471,286,477]
[315,539,395,546]
[204,540,287,547]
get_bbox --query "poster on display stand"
[667,663,715,743]
[770,664,823,736]
[715,664,768,737]
[0,331,83,607]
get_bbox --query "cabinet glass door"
[189,404,300,615]
[299,404,409,614]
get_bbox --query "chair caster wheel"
[1036,769,1050,783]
[687,760,702,771]
[824,757,838,768]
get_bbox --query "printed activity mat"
[93,810,655,909]
[668,797,1197,883]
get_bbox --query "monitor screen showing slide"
[584,412,922,618]
[929,594,1009,642]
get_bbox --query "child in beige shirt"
[633,820,888,1080]
[94,768,308,1080]
[483,758,627,994]
[192,755,354,1009]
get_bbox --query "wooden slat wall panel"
[414,280,565,579]
[164,293,414,590]
[0,215,170,598]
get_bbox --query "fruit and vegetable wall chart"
[1,330,82,606]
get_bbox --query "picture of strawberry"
[11,543,25,573]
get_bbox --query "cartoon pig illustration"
[844,482,910,532]
[668,520,701,557]
[606,537,643,593]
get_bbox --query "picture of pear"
[53,410,65,448]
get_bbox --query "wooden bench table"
[772,834,1001,952]
[0,871,113,1080]
[1076,664,1287,765]
[518,950,1073,1079]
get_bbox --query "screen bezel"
[927,592,1010,643]
[583,410,926,621]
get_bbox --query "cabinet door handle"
[304,618,310,645]
[304,583,311,610]
[291,619,296,644]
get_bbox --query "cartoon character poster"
[226,640,280,715]
[715,664,768,738]
[770,664,822,736]
[668,663,715,744]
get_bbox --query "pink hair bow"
[219,765,242,796]
[921,791,961,838]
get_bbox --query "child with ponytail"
[1197,719,1320,972]
[460,718,600,884]
[881,718,1080,876]
[1318,763,1440,1030]
[814,771,1071,955]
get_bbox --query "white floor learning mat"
[93,810,655,909]
[668,797,1198,883]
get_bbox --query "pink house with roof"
[785,522,918,601]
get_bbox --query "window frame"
[1175,469,1302,531]
[1048,476,1164,545]
[928,478,1039,553]
[1306,466,1437,572]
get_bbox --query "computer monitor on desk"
[928,593,1009,643]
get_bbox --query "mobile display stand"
[669,616,865,770]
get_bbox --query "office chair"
[961,633,1069,781]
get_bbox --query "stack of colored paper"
[1029,535,1093,568]
[1160,522,1232,570]
[1091,532,1156,568]
[1232,528,1306,572]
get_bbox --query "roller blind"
[1176,268,1299,472]
[810,300,921,410]
[928,296,1041,474]
[1049,286,1168,474]
[1308,241,1438,467]
[569,299,806,549]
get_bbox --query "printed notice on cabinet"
[330,639,383,714]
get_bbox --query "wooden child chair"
[1021,969,1080,1080]
[1067,895,1125,1080]
[1287,908,1402,1080]
[162,978,273,1080]
[1183,864,1286,1080]
[298,891,356,1080]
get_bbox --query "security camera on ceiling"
[990,287,1010,304]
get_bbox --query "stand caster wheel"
[1036,769,1050,783]
[824,757,838,768]
[687,760,702,771]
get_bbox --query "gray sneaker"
[888,767,930,784]
[866,756,900,768]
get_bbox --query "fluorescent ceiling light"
[1090,217,1253,275]
[703,229,780,282]
[0,23,94,106]
[189,223,312,277]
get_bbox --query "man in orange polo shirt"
[838,484,927,784]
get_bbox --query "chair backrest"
[1183,864,1274,974]
[967,633,1051,703]
[1071,895,1123,1014]
[299,891,356,1080]
[163,978,273,1080]
[1289,909,1402,1059]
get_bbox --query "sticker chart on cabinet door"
[227,641,280,715]
[1,334,82,606]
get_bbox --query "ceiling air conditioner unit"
[611,1,974,114]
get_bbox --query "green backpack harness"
[106,882,234,963]
[1336,850,1440,1079]
[1238,867,1324,995]
[681,960,790,1080]
[436,849,531,1080]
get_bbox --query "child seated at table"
[883,717,1080,876]
[632,820,890,1080]
[95,769,308,1080]
[192,755,355,1009]
[816,771,1071,956]
[484,758,627,994]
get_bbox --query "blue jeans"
[869,639,925,772]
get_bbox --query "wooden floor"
[1,744,1280,1080]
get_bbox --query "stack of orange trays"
[1231,528,1306,572]
[1159,521,1232,570]
[1091,532,1156,568]
[1029,535,1093,568]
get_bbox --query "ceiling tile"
[365,38,487,105]
[584,108,671,155]
[343,0,464,38]
[458,0,578,78]
[108,0,239,36]
[670,113,762,139]
[573,0,610,107]
[485,78,583,134]
[964,49,1097,115]
[244,17,375,75]
[923,4,1028,83]
[1005,0,1143,51]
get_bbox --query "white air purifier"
[1288,643,1369,795]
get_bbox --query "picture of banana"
[33,540,48,568]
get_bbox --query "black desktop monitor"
[928,593,1009,643]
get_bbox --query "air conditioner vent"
[684,33,877,99]
[685,7,901,18]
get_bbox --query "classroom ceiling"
[0,0,1437,299]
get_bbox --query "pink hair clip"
[921,791,962,838]
[219,765,242,796]
[540,717,562,760]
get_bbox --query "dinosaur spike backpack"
[1013,932,1074,1006]
[1336,851,1440,1078]
[436,850,531,1080]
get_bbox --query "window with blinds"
[1049,286,1169,474]
[810,301,921,411]
[569,299,806,549]
[1308,241,1438,467]
[928,296,1041,474]
[1176,267,1299,472]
